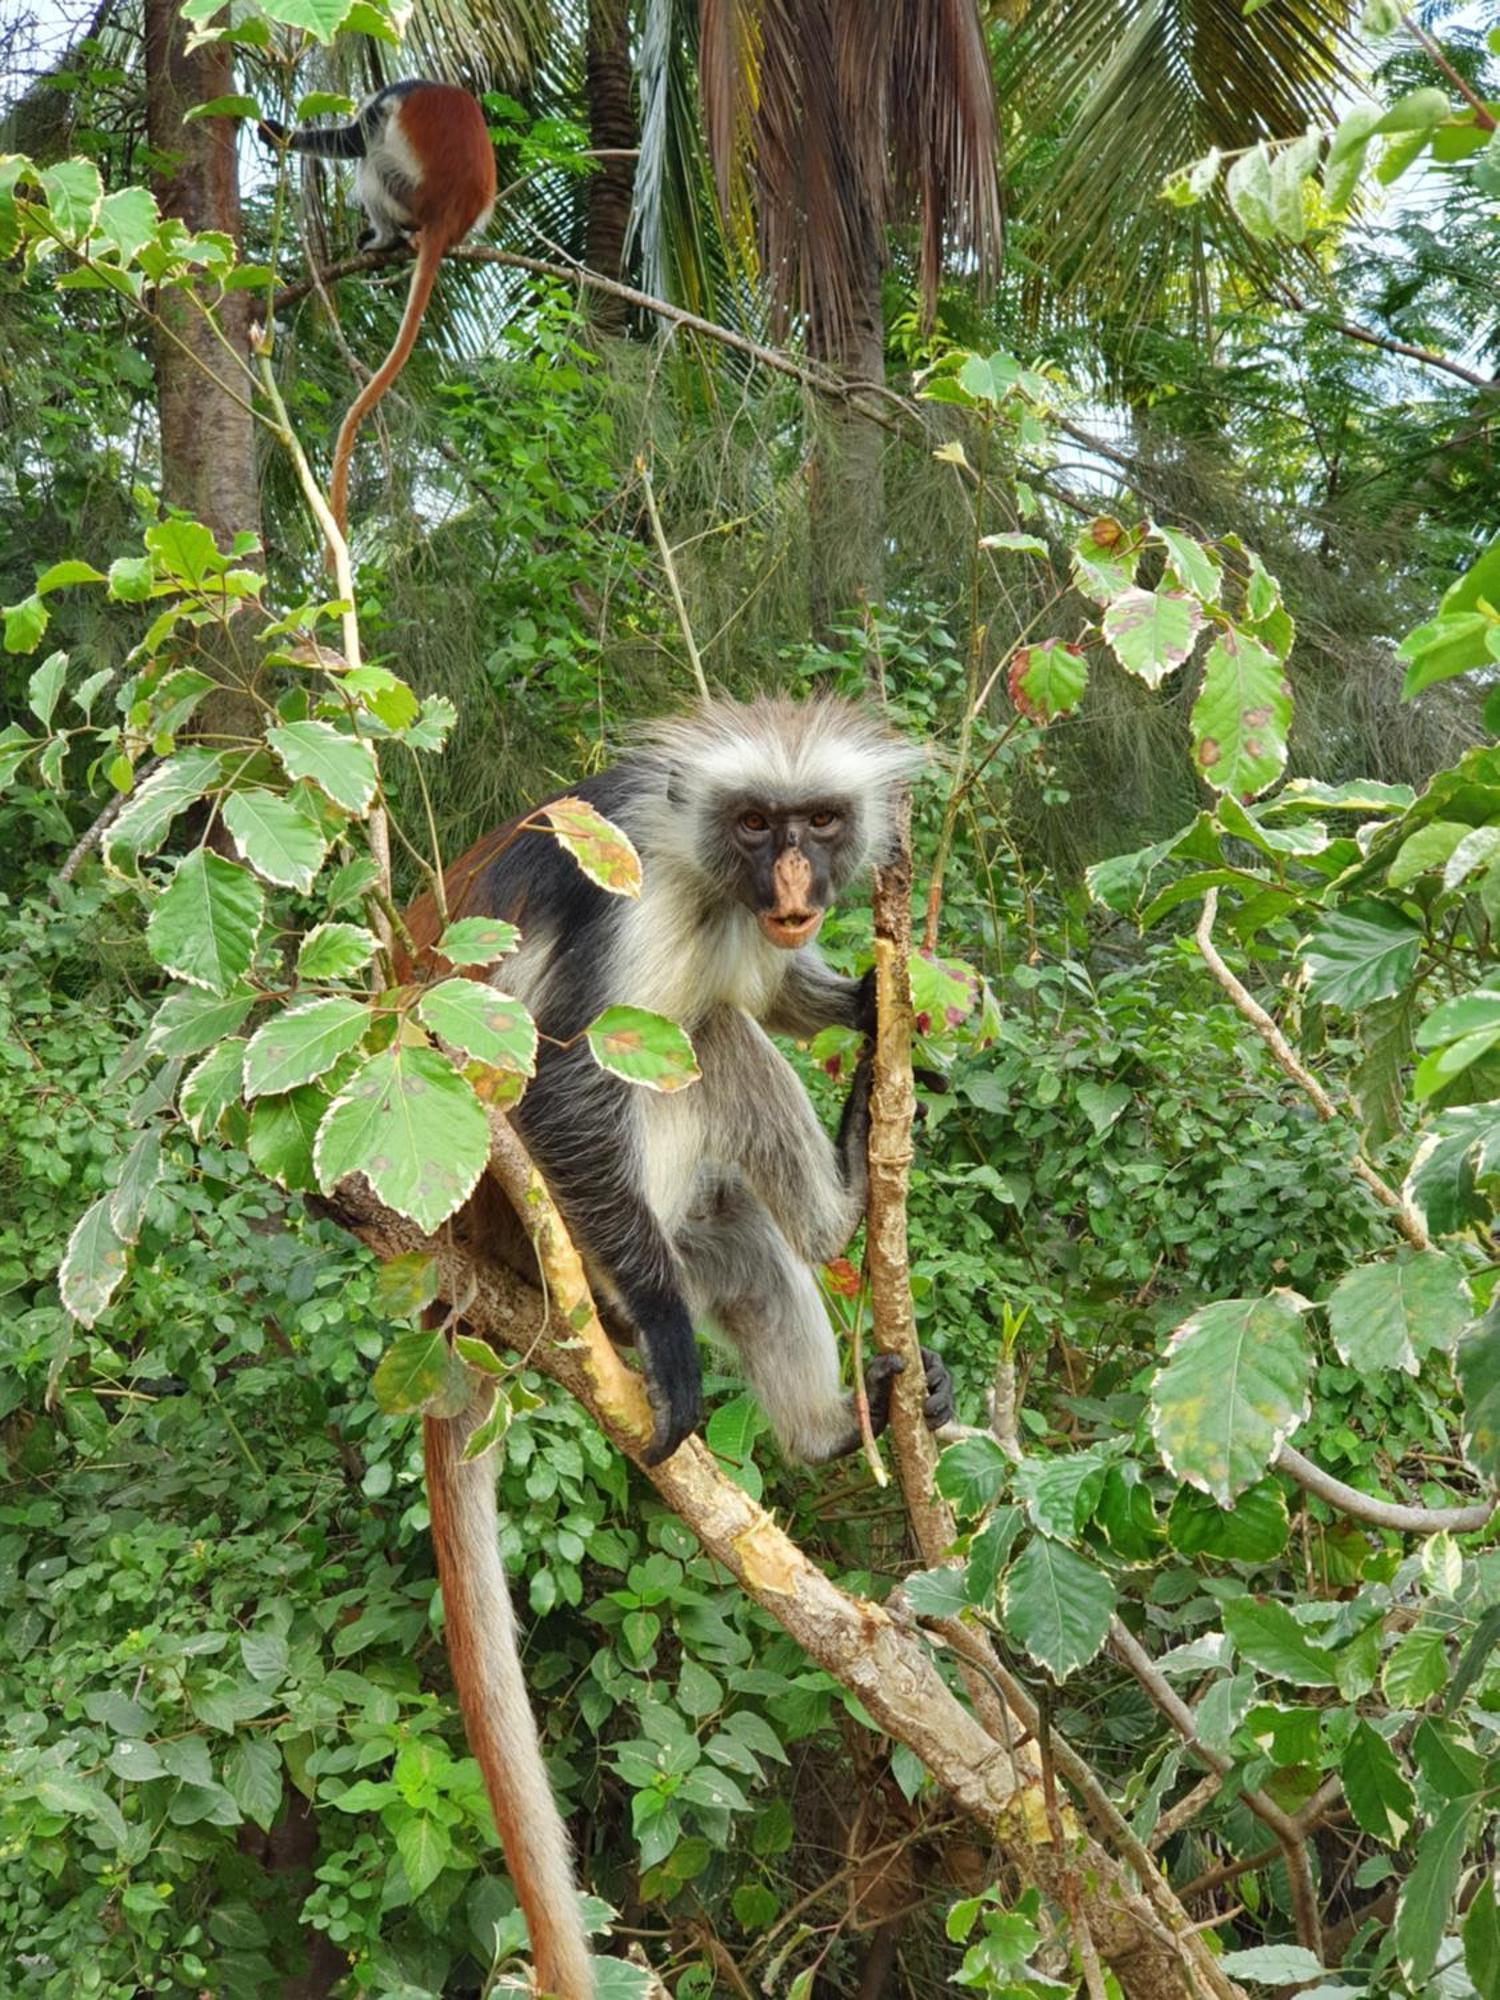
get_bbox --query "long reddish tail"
[424,1406,596,1998]
[328,231,445,547]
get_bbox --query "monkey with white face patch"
[394,699,953,1998]
[407,695,955,1466]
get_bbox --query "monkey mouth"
[758,908,825,949]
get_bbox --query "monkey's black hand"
[640,1369,704,1467]
[863,1348,955,1435]
[919,1347,956,1429]
[258,116,290,148]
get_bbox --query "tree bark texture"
[143,0,262,742]
[584,0,637,333]
[326,1122,1225,2000]
[807,213,886,641]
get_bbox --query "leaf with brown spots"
[539,796,642,898]
[1190,625,1291,799]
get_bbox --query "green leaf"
[1405,1104,1500,1236]
[95,185,159,262]
[1217,1947,1325,1985]
[297,922,378,981]
[39,157,103,237]
[1225,143,1276,239]
[1400,610,1499,698]
[1167,1479,1288,1561]
[101,752,225,876]
[1376,85,1453,136]
[1389,820,1470,889]
[585,1006,699,1091]
[60,1196,129,1326]
[1006,641,1088,722]
[1001,1537,1114,1679]
[979,531,1048,555]
[1327,1252,1471,1374]
[1302,900,1422,1011]
[266,719,376,813]
[1465,1875,1500,2000]
[27,649,68,726]
[34,1772,129,1851]
[242,997,370,1098]
[148,983,257,1057]
[184,92,260,121]
[145,517,221,585]
[1100,587,1203,689]
[109,1129,163,1243]
[4,593,49,654]
[935,1435,1011,1517]
[1384,1625,1450,1707]
[343,663,419,730]
[1444,824,1500,892]
[107,555,154,602]
[108,1738,167,1781]
[222,1738,282,1833]
[1013,1450,1109,1538]
[1190,627,1291,799]
[1457,1303,1500,1486]
[1076,1080,1130,1135]
[1151,1293,1310,1503]
[258,0,359,44]
[417,980,538,1074]
[247,1088,328,1192]
[1071,516,1141,603]
[1150,524,1222,602]
[179,1039,247,1140]
[437,916,521,967]
[147,848,263,994]
[0,721,37,787]
[395,1811,451,1896]
[1222,1598,1339,1687]
[222,789,328,892]
[904,1565,972,1619]
[1343,1721,1415,1843]
[373,1327,450,1414]
[315,1045,489,1231]
[1395,1800,1475,1985]
[541,796,643,896]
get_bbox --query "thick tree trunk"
[807,221,886,642]
[143,0,262,743]
[585,0,637,333]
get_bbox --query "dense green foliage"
[3,3,1500,1998]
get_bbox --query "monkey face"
[726,800,853,948]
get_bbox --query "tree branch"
[324,1139,1227,2000]
[1195,888,1428,1249]
[1274,1442,1494,1535]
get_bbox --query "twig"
[1108,1619,1325,1957]
[51,775,144,899]
[1275,1442,1494,1535]
[253,339,393,961]
[1149,1773,1226,1852]
[636,455,709,701]
[1195,888,1428,1249]
[1277,284,1494,392]
[1403,15,1498,132]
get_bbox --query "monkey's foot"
[639,1375,704,1467]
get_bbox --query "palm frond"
[1001,0,1359,316]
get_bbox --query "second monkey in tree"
[263,81,496,540]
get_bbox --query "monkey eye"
[740,810,770,833]
[809,810,841,830]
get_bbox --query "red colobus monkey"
[393,700,954,1997]
[262,81,496,540]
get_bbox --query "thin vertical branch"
[637,455,710,701]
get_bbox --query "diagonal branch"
[324,1126,1234,2000]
